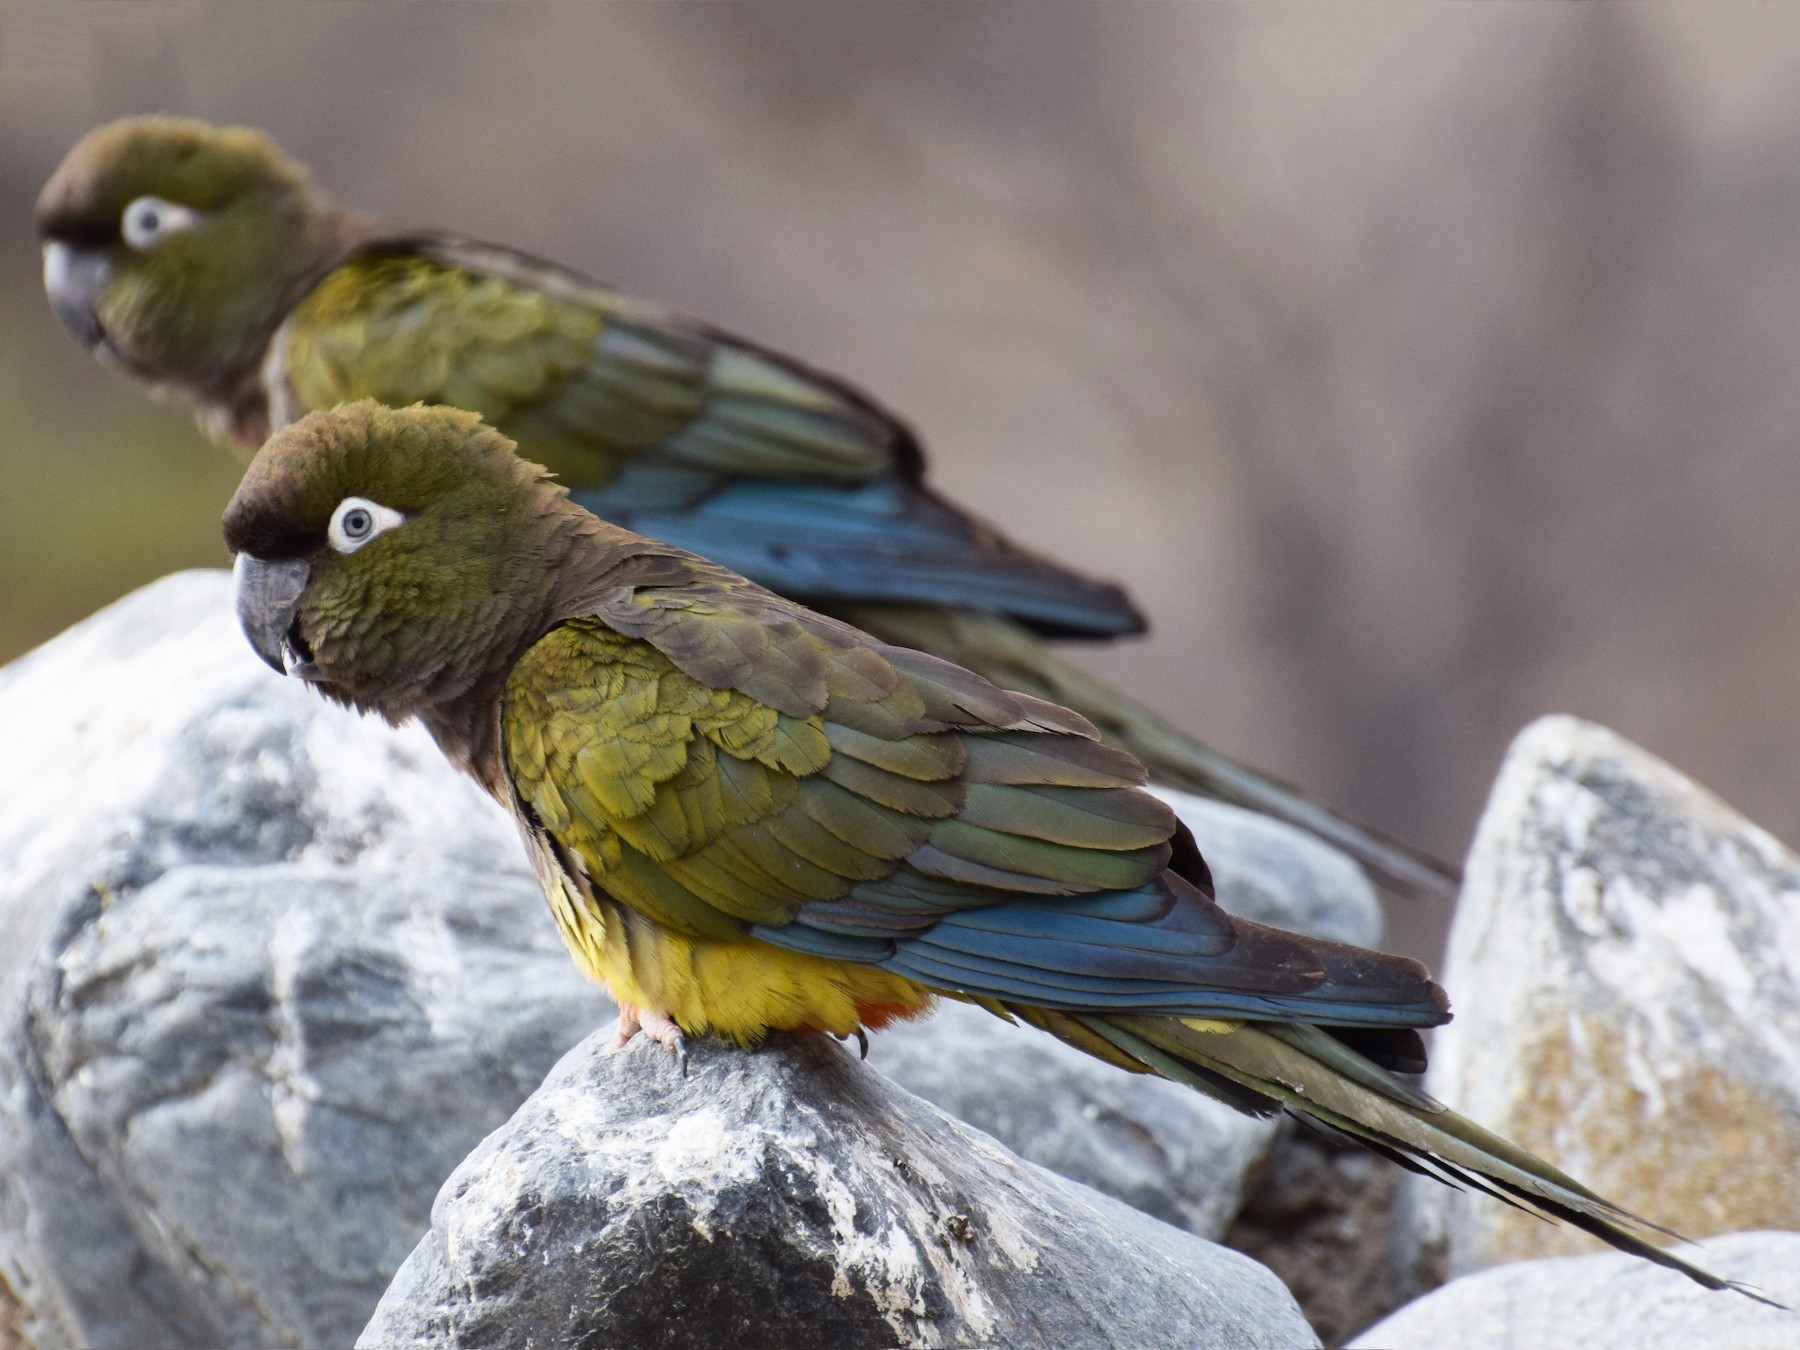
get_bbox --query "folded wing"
[502,567,1445,1031]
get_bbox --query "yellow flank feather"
[531,836,930,1041]
[504,618,931,1038]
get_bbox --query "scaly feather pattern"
[221,402,1765,1302]
[43,117,1459,899]
[281,241,1461,899]
[494,556,1444,1031]
[829,602,1461,900]
[278,240,1139,640]
[488,524,1750,1302]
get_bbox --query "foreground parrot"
[223,400,1747,1298]
[37,114,1456,902]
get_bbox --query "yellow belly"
[543,867,932,1042]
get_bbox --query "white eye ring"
[328,497,405,554]
[121,196,202,250]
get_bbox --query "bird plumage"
[41,114,1455,900]
[222,402,1757,1301]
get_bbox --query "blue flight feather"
[573,471,1143,639]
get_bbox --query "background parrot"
[36,113,1457,902]
[224,399,1747,1299]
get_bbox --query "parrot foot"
[611,1004,689,1075]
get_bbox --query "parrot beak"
[41,241,110,351]
[233,553,322,680]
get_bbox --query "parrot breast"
[522,821,934,1042]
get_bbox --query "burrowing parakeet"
[38,114,1455,902]
[222,400,1750,1299]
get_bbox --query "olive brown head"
[224,400,577,723]
[36,115,347,389]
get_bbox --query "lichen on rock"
[1397,715,1800,1282]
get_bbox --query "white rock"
[873,999,1275,1240]
[360,1028,1320,1350]
[0,572,611,1349]
[1398,715,1800,1286]
[1351,1230,1800,1350]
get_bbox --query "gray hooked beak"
[233,554,322,680]
[41,241,110,350]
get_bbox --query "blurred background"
[3,3,1799,962]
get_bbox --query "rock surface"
[1350,1230,1800,1350]
[1398,715,1800,1285]
[360,1028,1320,1350]
[873,999,1276,1242]
[0,573,613,1350]
[0,572,1387,1347]
[1222,1124,1409,1348]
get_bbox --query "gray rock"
[0,572,1325,1348]
[0,572,613,1350]
[360,1028,1319,1350]
[1350,1230,1800,1350]
[873,999,1276,1241]
[1398,715,1800,1287]
[1149,787,1385,949]
[1222,1124,1410,1347]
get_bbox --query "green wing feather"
[281,238,897,490]
[497,559,1757,1300]
[500,561,1176,947]
[1070,1015,1770,1303]
[269,230,1458,908]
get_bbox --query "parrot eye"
[120,196,202,250]
[328,497,405,554]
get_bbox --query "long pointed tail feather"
[830,602,1461,902]
[1058,1011,1777,1304]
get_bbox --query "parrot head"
[36,115,346,391]
[224,400,575,723]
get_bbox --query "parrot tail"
[826,602,1460,904]
[994,1006,1771,1303]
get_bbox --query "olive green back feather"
[500,563,1175,948]
[226,399,1753,1308]
[283,242,896,490]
